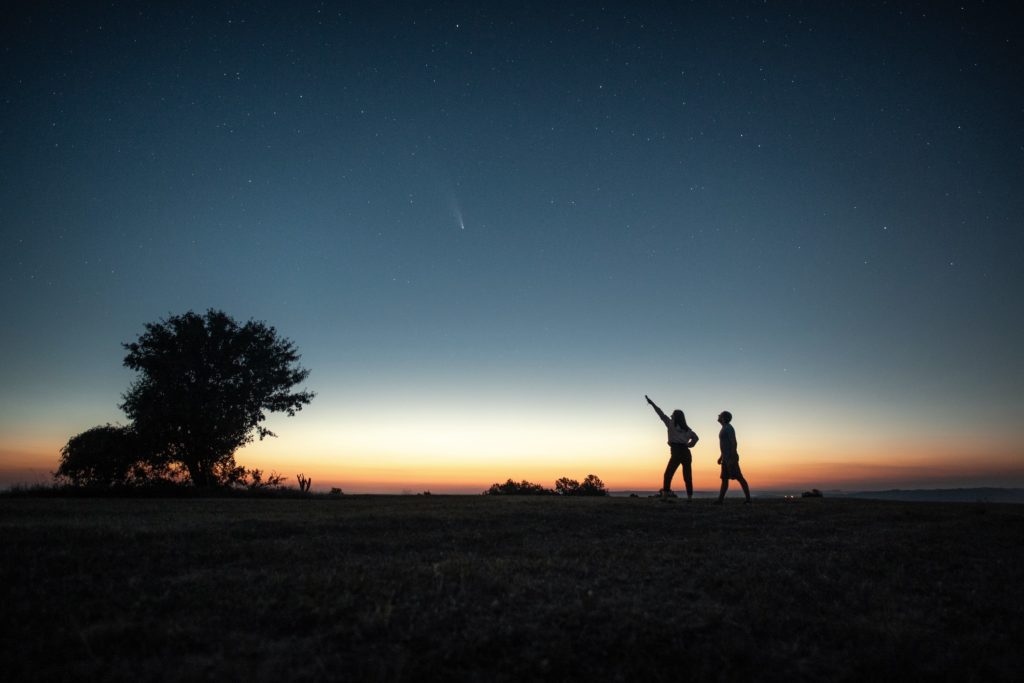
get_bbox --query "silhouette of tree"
[120,309,314,487]
[555,474,609,496]
[486,475,609,496]
[55,424,168,487]
[578,473,609,496]
[555,477,580,495]
[484,479,554,495]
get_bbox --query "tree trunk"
[186,460,210,488]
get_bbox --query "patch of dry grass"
[1,496,1021,681]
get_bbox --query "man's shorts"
[720,460,744,480]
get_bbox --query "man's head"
[717,411,733,425]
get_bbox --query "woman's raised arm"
[645,395,668,421]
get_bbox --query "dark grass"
[2,496,1021,681]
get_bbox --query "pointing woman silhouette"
[646,395,699,500]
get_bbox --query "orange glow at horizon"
[2,409,1022,493]
[234,424,1023,493]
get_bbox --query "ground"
[1,495,1021,681]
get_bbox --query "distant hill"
[839,488,1024,504]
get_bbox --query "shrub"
[240,469,288,491]
[484,479,555,495]
[56,424,174,487]
[485,475,609,496]
[556,474,609,496]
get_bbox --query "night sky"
[2,1,1022,492]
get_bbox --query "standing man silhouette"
[716,410,751,504]
[646,395,699,501]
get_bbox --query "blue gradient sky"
[2,1,1022,492]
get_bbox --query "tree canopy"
[116,309,314,487]
[55,424,156,487]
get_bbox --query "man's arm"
[723,426,738,459]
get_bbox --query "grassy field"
[2,495,1021,681]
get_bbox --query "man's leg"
[738,475,751,502]
[717,478,729,503]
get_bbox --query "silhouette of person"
[715,410,751,504]
[646,395,699,500]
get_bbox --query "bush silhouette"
[486,474,609,496]
[55,424,173,487]
[484,479,555,495]
[555,474,609,496]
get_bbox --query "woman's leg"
[681,460,693,499]
[663,458,679,492]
